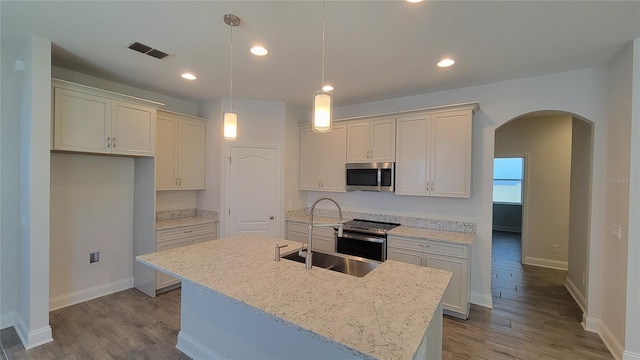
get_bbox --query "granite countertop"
[388,226,475,245]
[137,234,451,359]
[156,216,217,231]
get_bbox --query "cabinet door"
[346,122,371,163]
[320,124,347,191]
[387,246,423,266]
[424,253,467,314]
[430,110,472,198]
[395,116,429,195]
[111,101,156,157]
[156,116,178,190]
[311,227,336,253]
[155,238,186,289]
[54,88,111,154]
[370,119,396,162]
[299,128,323,190]
[178,119,206,190]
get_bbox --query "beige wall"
[156,191,197,212]
[50,153,134,309]
[602,40,633,352]
[495,114,573,269]
[567,117,592,311]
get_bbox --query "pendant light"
[312,0,332,133]
[223,14,240,140]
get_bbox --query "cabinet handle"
[112,137,116,148]
[106,137,111,148]
[179,178,182,186]
[184,230,193,233]
[175,178,178,186]
[419,243,430,248]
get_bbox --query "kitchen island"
[137,234,452,359]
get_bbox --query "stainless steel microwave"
[345,163,394,192]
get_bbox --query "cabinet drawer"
[156,223,216,242]
[388,236,468,258]
[187,233,217,246]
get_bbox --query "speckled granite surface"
[155,209,218,230]
[137,234,451,359]
[388,226,475,245]
[286,208,476,240]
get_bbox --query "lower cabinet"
[155,223,217,291]
[387,235,471,319]
[286,221,336,253]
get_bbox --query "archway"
[492,110,594,316]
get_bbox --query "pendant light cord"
[321,0,326,88]
[229,22,234,112]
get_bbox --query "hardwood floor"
[443,231,612,360]
[1,289,189,360]
[2,231,612,359]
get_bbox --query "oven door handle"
[339,232,385,244]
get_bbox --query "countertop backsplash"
[286,208,476,234]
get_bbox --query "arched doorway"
[492,110,594,316]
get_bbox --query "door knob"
[269,215,275,220]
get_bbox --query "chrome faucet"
[299,197,344,270]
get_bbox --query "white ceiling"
[2,1,640,107]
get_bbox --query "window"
[493,157,524,204]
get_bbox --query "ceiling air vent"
[127,41,171,60]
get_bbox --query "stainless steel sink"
[281,250,380,277]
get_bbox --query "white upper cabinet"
[54,88,112,154]
[111,101,155,156]
[52,81,157,157]
[395,105,476,198]
[156,110,207,190]
[299,124,346,192]
[346,118,395,163]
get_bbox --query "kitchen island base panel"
[177,281,365,360]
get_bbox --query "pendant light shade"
[224,14,240,141]
[312,0,333,133]
[313,90,332,133]
[224,112,238,140]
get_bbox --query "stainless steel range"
[335,219,400,261]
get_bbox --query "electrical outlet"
[552,244,559,253]
[89,251,100,264]
[612,224,622,240]
[169,201,176,210]
[93,205,101,215]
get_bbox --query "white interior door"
[229,146,278,237]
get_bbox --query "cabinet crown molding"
[52,78,165,108]
[333,102,480,124]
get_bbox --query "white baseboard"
[583,314,600,333]
[524,256,568,270]
[14,313,53,350]
[470,292,493,309]
[564,276,586,313]
[1,311,16,330]
[177,331,223,360]
[624,351,640,360]
[599,320,624,360]
[49,277,134,311]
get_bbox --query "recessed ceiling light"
[322,85,334,92]
[181,73,197,80]
[406,0,424,3]
[437,58,455,68]
[250,46,269,56]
